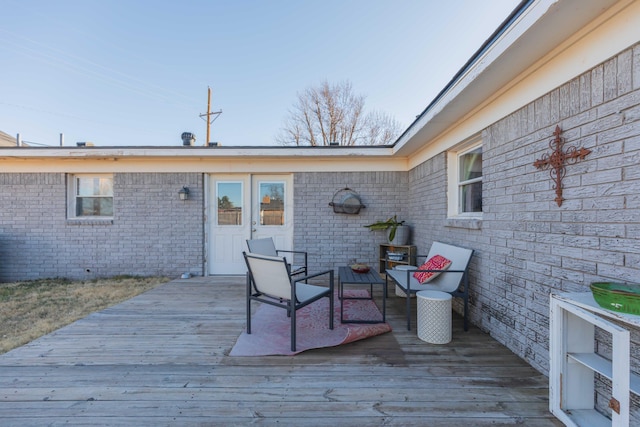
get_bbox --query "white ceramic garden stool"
[416,290,452,344]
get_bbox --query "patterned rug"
[229,289,392,356]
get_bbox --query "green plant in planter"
[364,215,406,242]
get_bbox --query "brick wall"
[0,173,203,282]
[293,171,408,273]
[478,43,640,375]
[407,153,485,327]
[289,40,639,382]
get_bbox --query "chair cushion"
[295,282,331,304]
[413,255,452,284]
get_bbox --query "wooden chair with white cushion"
[385,241,474,331]
[243,251,333,352]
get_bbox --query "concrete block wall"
[479,43,640,375]
[293,171,408,273]
[0,172,203,282]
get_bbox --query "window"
[217,181,243,226]
[68,174,113,218]
[259,181,285,226]
[447,137,482,217]
[458,146,482,213]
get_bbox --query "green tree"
[218,195,234,209]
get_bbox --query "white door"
[208,175,251,274]
[208,174,293,274]
[250,175,294,252]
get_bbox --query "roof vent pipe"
[181,132,196,146]
[16,133,21,147]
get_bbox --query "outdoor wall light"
[178,186,190,201]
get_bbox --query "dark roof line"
[392,0,535,146]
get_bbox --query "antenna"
[199,86,222,145]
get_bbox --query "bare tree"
[276,80,402,146]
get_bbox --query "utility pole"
[199,86,222,146]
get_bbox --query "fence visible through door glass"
[217,181,243,226]
[259,182,285,226]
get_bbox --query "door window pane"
[259,182,284,226]
[217,182,243,226]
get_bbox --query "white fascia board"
[0,145,394,159]
[0,149,407,173]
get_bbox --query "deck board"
[0,276,562,425]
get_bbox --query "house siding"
[477,43,640,376]
[293,171,408,273]
[393,43,640,421]
[0,173,203,282]
[407,153,485,335]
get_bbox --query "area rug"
[230,289,392,356]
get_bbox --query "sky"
[0,0,521,147]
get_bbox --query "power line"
[0,28,202,112]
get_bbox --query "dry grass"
[0,275,170,354]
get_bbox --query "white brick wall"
[293,171,408,273]
[0,173,203,281]
[476,44,640,381]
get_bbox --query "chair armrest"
[277,250,308,269]
[295,269,333,282]
[387,267,467,290]
[384,253,430,266]
[277,249,307,255]
[295,269,334,290]
[413,268,466,273]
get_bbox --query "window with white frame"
[447,137,482,217]
[68,174,113,218]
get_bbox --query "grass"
[0,275,170,354]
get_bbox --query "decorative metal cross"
[533,125,591,207]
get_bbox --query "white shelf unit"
[550,292,640,426]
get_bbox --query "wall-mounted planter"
[329,188,365,214]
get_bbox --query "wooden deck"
[0,276,562,426]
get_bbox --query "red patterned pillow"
[413,255,452,284]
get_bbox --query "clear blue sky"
[1,0,520,147]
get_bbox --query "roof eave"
[0,144,397,160]
[392,0,621,156]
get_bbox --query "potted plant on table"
[364,215,409,245]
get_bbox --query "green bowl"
[590,282,640,315]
